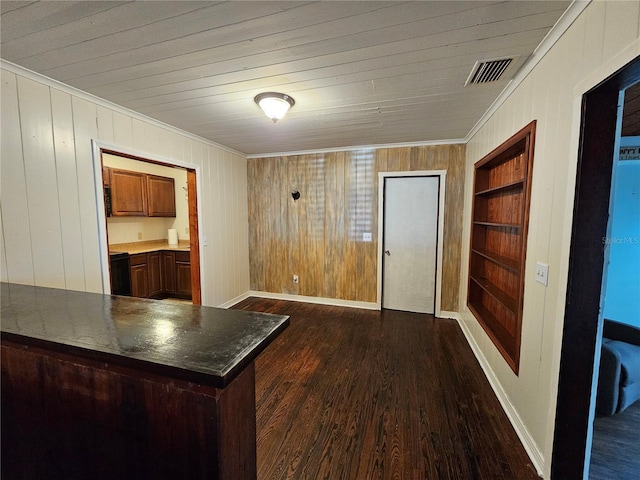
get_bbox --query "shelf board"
[469,275,517,313]
[467,302,517,357]
[472,248,520,272]
[475,179,525,196]
[473,221,521,229]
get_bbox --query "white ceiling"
[1,1,572,156]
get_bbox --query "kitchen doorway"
[377,170,446,316]
[92,142,202,305]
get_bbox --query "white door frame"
[90,139,206,304]
[376,170,447,317]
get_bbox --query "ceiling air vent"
[465,58,514,86]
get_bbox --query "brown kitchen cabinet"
[147,251,163,298]
[128,250,190,300]
[162,251,176,294]
[106,168,175,217]
[129,253,149,298]
[147,175,176,217]
[175,251,192,299]
[109,169,147,216]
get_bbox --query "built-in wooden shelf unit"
[468,120,536,374]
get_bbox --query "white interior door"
[382,176,439,313]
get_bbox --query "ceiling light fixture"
[254,92,295,123]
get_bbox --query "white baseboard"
[455,317,544,477]
[226,295,462,317]
[217,291,253,309]
[244,291,379,310]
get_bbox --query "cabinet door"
[175,252,192,299]
[130,264,149,298]
[147,252,163,298]
[110,169,147,216]
[147,175,176,217]
[162,251,176,294]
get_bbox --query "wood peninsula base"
[1,341,256,479]
[1,283,289,480]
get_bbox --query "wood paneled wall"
[248,145,465,310]
[0,67,249,308]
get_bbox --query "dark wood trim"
[187,169,201,305]
[551,55,640,479]
[100,148,183,169]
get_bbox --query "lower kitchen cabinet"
[175,251,191,298]
[148,252,163,298]
[129,254,149,298]
[162,251,176,294]
[128,250,190,300]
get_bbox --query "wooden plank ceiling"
[1,1,571,155]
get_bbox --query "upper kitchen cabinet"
[109,168,147,216]
[147,175,176,217]
[106,168,176,218]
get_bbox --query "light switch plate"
[536,262,549,286]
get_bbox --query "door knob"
[384,249,391,256]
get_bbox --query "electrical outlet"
[137,232,142,240]
[293,274,299,284]
[363,232,372,242]
[535,262,549,286]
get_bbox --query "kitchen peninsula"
[1,283,289,479]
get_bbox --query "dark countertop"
[0,283,288,388]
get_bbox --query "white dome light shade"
[254,92,295,123]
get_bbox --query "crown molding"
[0,59,245,158]
[246,138,466,159]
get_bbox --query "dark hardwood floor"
[232,298,539,480]
[589,400,640,480]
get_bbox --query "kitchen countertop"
[109,239,190,255]
[1,283,289,388]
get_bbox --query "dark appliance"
[104,185,112,217]
[109,252,131,296]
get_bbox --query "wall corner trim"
[456,316,545,476]
[217,291,254,309]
